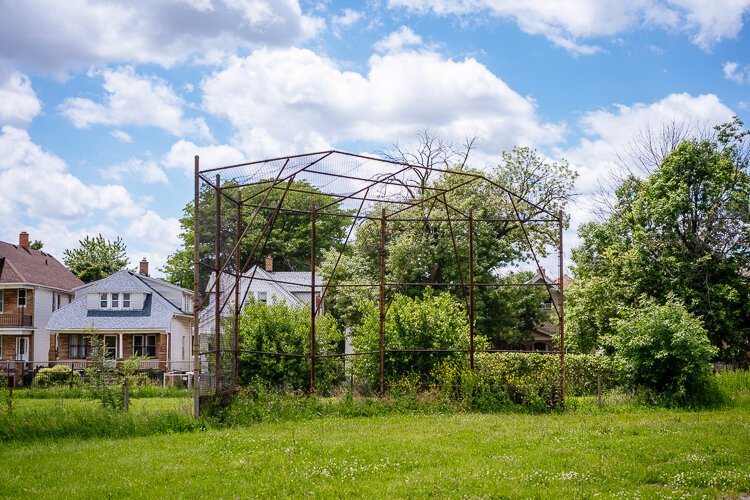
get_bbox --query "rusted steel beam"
[193,155,201,418]
[310,202,317,394]
[469,207,475,371]
[214,173,222,393]
[558,209,566,407]
[379,208,386,396]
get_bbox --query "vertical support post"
[214,174,222,393]
[193,155,201,419]
[123,377,129,413]
[468,208,475,370]
[379,208,386,396]
[234,189,241,392]
[310,203,317,394]
[558,209,566,407]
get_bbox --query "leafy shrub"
[238,300,344,393]
[612,296,718,406]
[34,365,81,388]
[351,289,471,387]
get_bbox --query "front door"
[16,337,29,362]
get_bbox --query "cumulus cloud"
[163,139,247,176]
[0,0,323,75]
[387,0,750,53]
[374,26,424,53]
[201,48,564,159]
[332,8,364,31]
[111,130,133,143]
[101,158,169,185]
[723,61,750,85]
[59,66,211,139]
[0,71,41,127]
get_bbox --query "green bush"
[238,300,344,393]
[34,365,81,388]
[612,296,718,406]
[351,289,471,387]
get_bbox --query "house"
[200,255,323,334]
[0,232,83,365]
[524,268,573,352]
[47,259,193,371]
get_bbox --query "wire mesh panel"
[193,151,566,415]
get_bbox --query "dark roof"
[0,240,83,291]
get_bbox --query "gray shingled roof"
[47,270,183,331]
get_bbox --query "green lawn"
[1,403,749,498]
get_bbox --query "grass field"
[1,398,749,498]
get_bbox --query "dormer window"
[98,292,133,310]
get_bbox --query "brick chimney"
[265,255,273,272]
[139,257,149,276]
[19,232,29,250]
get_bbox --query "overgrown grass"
[1,407,748,497]
[0,397,198,442]
[11,384,191,399]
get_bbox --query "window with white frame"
[111,293,119,309]
[18,289,26,307]
[257,291,267,303]
[100,293,108,308]
[123,293,131,309]
[69,334,90,359]
[133,335,157,357]
[0,291,4,313]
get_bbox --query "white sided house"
[0,232,83,365]
[47,260,194,371]
[200,256,322,336]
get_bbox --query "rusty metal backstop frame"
[192,151,565,417]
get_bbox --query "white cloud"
[163,139,247,176]
[101,158,169,185]
[374,26,424,53]
[0,71,41,127]
[0,0,323,75]
[332,8,364,28]
[723,61,750,85]
[201,48,564,159]
[60,66,211,139]
[111,130,133,143]
[387,0,750,53]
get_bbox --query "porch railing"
[0,313,33,328]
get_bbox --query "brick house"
[47,260,194,371]
[0,232,83,365]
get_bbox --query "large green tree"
[63,234,129,283]
[569,119,750,360]
[322,146,576,349]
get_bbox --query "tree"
[30,240,43,250]
[570,118,750,360]
[324,143,576,349]
[63,234,129,283]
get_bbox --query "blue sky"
[1,0,748,275]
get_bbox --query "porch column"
[119,333,123,359]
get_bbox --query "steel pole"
[310,202,317,393]
[214,174,222,393]
[379,208,386,396]
[469,208,475,370]
[558,209,565,406]
[234,189,241,392]
[192,155,201,418]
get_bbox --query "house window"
[133,335,156,357]
[111,293,119,309]
[69,335,90,359]
[542,299,553,310]
[534,342,548,352]
[100,293,108,308]
[104,335,117,359]
[57,294,61,310]
[257,291,267,303]
[123,293,131,309]
[0,291,4,313]
[18,289,26,307]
